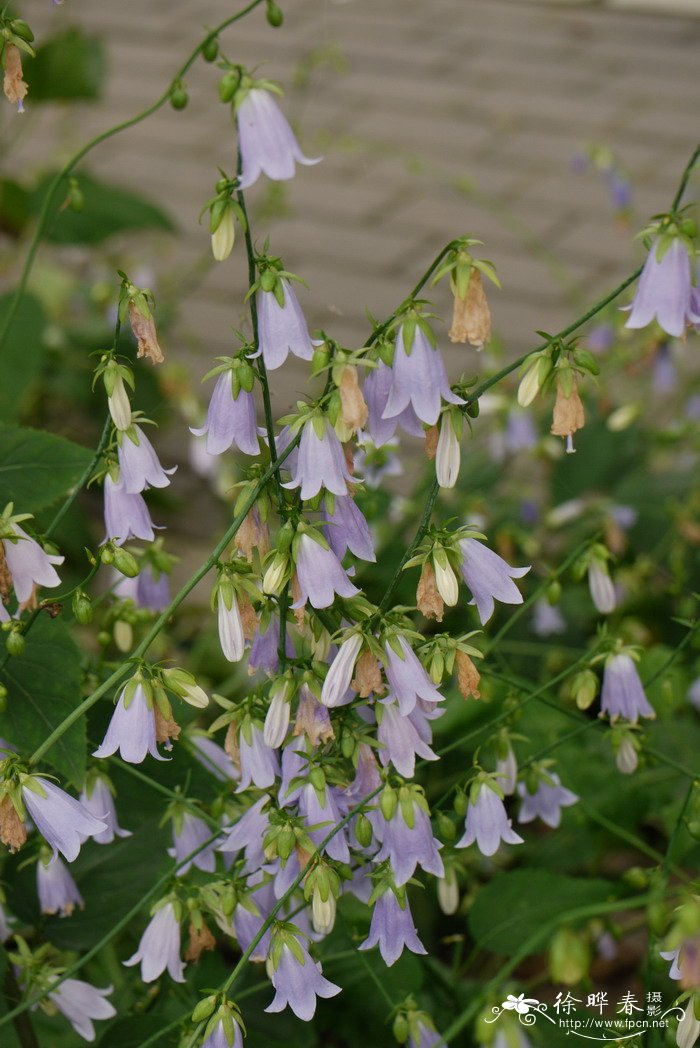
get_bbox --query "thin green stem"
[0,0,266,358]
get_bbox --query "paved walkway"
[7,0,700,410]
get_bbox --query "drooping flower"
[114,566,171,612]
[217,590,245,663]
[457,537,530,624]
[22,778,108,863]
[128,301,165,365]
[79,777,132,844]
[191,372,260,456]
[218,795,270,873]
[1,524,63,606]
[456,780,524,857]
[375,790,443,886]
[449,268,492,349]
[236,86,321,189]
[436,413,461,488]
[265,935,340,1021]
[601,652,655,724]
[321,633,363,708]
[495,742,518,796]
[48,979,116,1042]
[532,599,566,637]
[299,782,350,863]
[237,721,280,791]
[256,279,316,371]
[588,559,616,614]
[202,1015,245,1048]
[625,236,699,338]
[363,361,423,445]
[384,636,443,716]
[263,682,292,749]
[377,700,438,778]
[283,418,352,500]
[124,901,185,983]
[409,1019,443,1048]
[517,773,578,828]
[191,735,239,782]
[322,495,376,562]
[103,474,157,546]
[168,811,218,875]
[3,45,28,112]
[37,855,83,916]
[359,888,427,967]
[293,533,359,610]
[382,322,464,427]
[93,678,166,764]
[117,426,175,494]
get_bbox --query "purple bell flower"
[168,812,218,875]
[283,417,352,500]
[323,494,376,562]
[377,699,438,777]
[124,901,185,983]
[359,888,427,967]
[79,777,131,844]
[117,425,175,494]
[299,782,350,862]
[321,633,362,708]
[191,372,260,456]
[2,525,63,605]
[517,773,578,828]
[384,636,443,716]
[236,86,321,190]
[37,855,83,916]
[237,723,279,791]
[231,878,275,961]
[218,795,269,872]
[409,1021,442,1048]
[256,280,315,371]
[249,616,292,675]
[93,680,166,764]
[375,796,443,886]
[265,937,340,1021]
[48,979,115,1041]
[191,735,239,782]
[114,567,171,612]
[363,361,423,445]
[293,533,360,610]
[532,599,566,637]
[687,677,700,713]
[203,1018,244,1048]
[456,781,524,857]
[22,778,107,863]
[103,474,157,546]
[625,236,699,338]
[601,652,655,723]
[457,537,530,624]
[382,323,464,427]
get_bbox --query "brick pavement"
[4,0,699,416]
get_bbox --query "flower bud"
[266,1,284,26]
[616,735,638,775]
[393,1013,409,1044]
[211,206,235,262]
[517,361,542,407]
[170,81,189,110]
[113,620,133,653]
[311,888,336,934]
[263,683,291,748]
[549,927,590,985]
[112,548,139,578]
[72,590,93,625]
[191,995,218,1023]
[433,555,459,607]
[201,37,219,62]
[437,868,460,915]
[6,630,24,657]
[107,373,132,431]
[355,813,373,848]
[677,999,700,1048]
[436,415,460,489]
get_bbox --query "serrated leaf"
[0,424,92,512]
[0,616,86,785]
[468,869,616,956]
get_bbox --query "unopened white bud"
[616,737,638,775]
[434,558,459,607]
[677,999,700,1048]
[312,889,336,934]
[108,374,132,431]
[321,633,362,708]
[113,619,132,653]
[436,417,460,489]
[517,363,541,407]
[437,869,459,916]
[262,555,287,596]
[211,208,235,262]
[588,561,616,615]
[264,685,291,748]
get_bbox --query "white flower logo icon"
[502,993,540,1015]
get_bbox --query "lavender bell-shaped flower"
[37,855,83,916]
[79,777,131,844]
[409,1020,442,1048]
[383,322,464,427]
[93,679,166,764]
[217,590,245,663]
[359,888,427,967]
[625,236,699,338]
[299,782,350,862]
[21,778,108,863]
[363,360,423,445]
[218,795,269,872]
[283,417,352,500]
[103,473,156,546]
[265,936,340,1021]
[384,636,443,716]
[168,811,218,875]
[191,371,260,456]
[191,735,239,782]
[256,279,316,371]
[2,525,63,605]
[377,700,438,778]
[532,599,566,637]
[124,901,185,982]
[321,633,363,708]
[601,652,655,723]
[323,494,376,562]
[117,425,175,494]
[48,979,116,1041]
[249,615,292,675]
[115,567,171,612]
[375,792,444,886]
[517,773,578,828]
[457,537,530,624]
[293,533,359,610]
[202,1017,244,1048]
[237,721,279,791]
[236,85,321,189]
[456,781,523,857]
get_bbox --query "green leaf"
[0,294,45,420]
[0,179,32,237]
[0,616,86,785]
[29,171,175,246]
[24,27,105,102]
[468,869,616,956]
[0,424,92,512]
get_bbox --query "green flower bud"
[466,398,480,418]
[393,1013,409,1044]
[170,81,189,110]
[201,37,219,63]
[548,927,590,985]
[436,811,456,842]
[192,995,218,1023]
[0,686,7,713]
[355,814,373,848]
[10,20,34,43]
[6,631,24,657]
[266,1,284,27]
[219,71,240,104]
[112,548,139,578]
[72,590,93,625]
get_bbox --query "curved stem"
[0,0,266,358]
